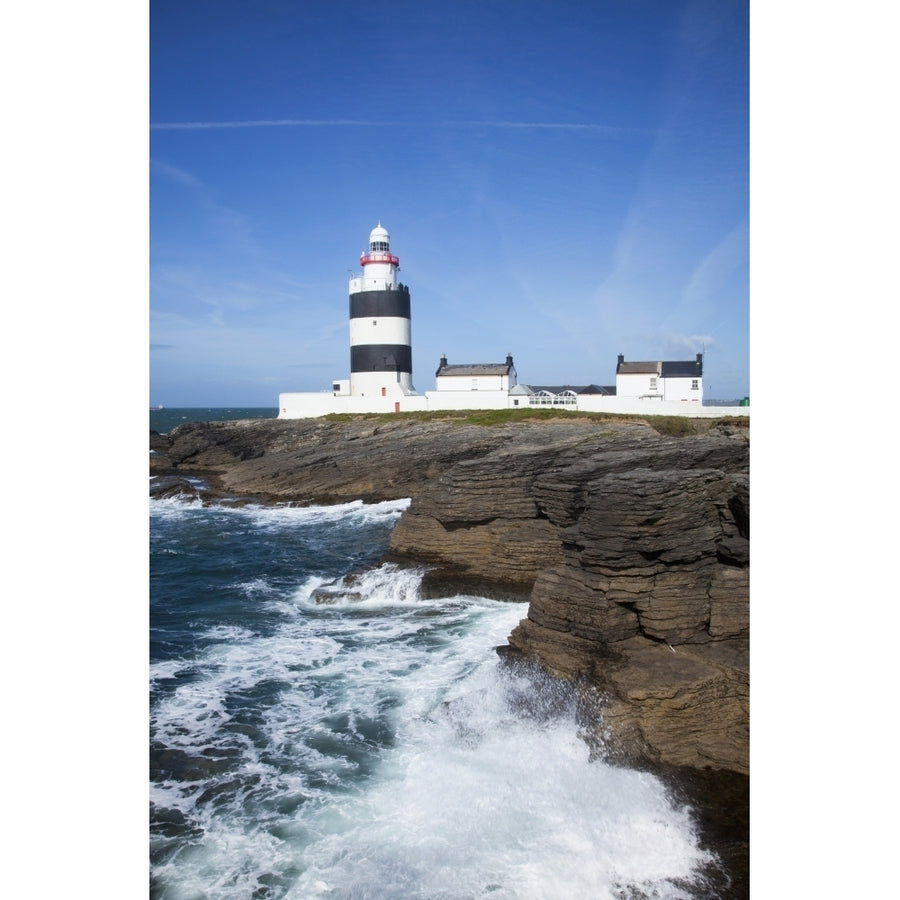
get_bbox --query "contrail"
[150,119,390,130]
[151,118,637,133]
[452,120,636,133]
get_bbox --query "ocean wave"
[150,495,411,524]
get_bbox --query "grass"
[646,416,698,436]
[324,407,626,426]
[321,407,715,430]
[320,408,749,435]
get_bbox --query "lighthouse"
[348,223,416,398]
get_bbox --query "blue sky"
[150,0,749,405]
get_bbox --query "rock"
[148,475,204,501]
[149,417,504,504]
[585,636,749,774]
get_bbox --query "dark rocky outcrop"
[150,415,749,776]
[151,418,504,505]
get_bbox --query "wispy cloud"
[151,160,267,262]
[150,159,204,187]
[450,120,643,135]
[151,118,638,134]
[151,119,392,130]
[681,221,748,307]
[662,332,714,354]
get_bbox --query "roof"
[616,354,703,378]
[436,363,514,377]
[617,361,660,375]
[525,384,616,396]
[660,360,702,377]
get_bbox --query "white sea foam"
[295,563,428,609]
[149,494,205,516]
[236,577,279,599]
[149,658,199,686]
[236,497,411,531]
[150,494,410,522]
[202,623,257,642]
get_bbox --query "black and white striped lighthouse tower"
[348,223,416,398]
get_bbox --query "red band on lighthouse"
[360,252,400,267]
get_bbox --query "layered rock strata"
[150,415,749,775]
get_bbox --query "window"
[691,379,698,390]
[649,377,658,391]
[529,391,555,406]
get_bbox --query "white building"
[435,353,516,391]
[615,353,704,404]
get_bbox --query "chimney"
[617,353,625,369]
[506,352,514,368]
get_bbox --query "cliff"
[150,413,749,776]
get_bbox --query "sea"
[150,409,729,899]
[150,407,280,434]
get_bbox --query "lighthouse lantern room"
[348,223,416,398]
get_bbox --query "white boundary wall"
[425,389,510,410]
[278,389,748,419]
[572,396,746,418]
[279,392,428,418]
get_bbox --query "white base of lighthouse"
[350,371,417,399]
